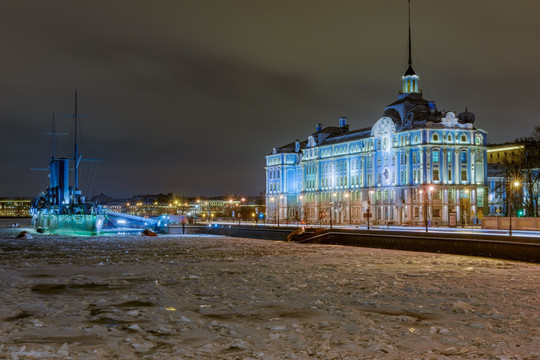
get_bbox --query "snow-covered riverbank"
[0,226,538,359]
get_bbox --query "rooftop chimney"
[339,117,348,127]
[316,123,322,132]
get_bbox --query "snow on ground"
[0,220,538,359]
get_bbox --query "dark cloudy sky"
[1,0,539,199]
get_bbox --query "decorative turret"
[400,0,420,94]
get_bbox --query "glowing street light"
[367,190,375,230]
[423,183,435,233]
[298,195,304,224]
[278,195,283,226]
[344,192,351,225]
[509,180,521,236]
[270,197,276,226]
[329,193,337,229]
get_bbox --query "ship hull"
[33,211,104,236]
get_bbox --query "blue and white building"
[265,33,488,226]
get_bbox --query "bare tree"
[514,127,540,217]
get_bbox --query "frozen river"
[0,222,538,359]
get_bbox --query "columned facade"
[265,69,488,227]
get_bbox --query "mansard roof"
[321,127,372,145]
[387,92,428,107]
[269,90,478,156]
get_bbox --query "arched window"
[461,134,467,143]
[447,133,452,142]
[433,133,439,142]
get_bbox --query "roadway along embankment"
[170,224,540,263]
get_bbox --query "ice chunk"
[452,300,473,313]
[57,343,69,356]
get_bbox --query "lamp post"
[285,196,289,225]
[509,180,521,236]
[425,184,434,233]
[463,188,470,227]
[277,200,281,227]
[237,197,245,225]
[228,199,234,222]
[277,195,283,227]
[330,193,337,229]
[237,203,241,225]
[299,195,304,224]
[270,197,275,226]
[369,190,374,230]
[344,192,351,226]
[329,201,333,229]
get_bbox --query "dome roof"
[458,109,475,124]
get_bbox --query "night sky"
[1,0,539,199]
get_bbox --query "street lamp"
[270,197,275,225]
[344,192,351,225]
[369,190,374,230]
[463,188,470,226]
[509,180,521,236]
[420,184,435,232]
[298,195,304,224]
[329,192,337,229]
[425,184,434,233]
[278,195,283,227]
[237,198,245,225]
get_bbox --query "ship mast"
[74,90,79,191]
[52,111,55,162]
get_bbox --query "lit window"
[433,151,439,163]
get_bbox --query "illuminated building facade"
[265,14,489,226]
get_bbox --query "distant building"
[99,194,265,222]
[487,142,540,217]
[0,198,32,217]
[487,143,525,165]
[265,9,488,227]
